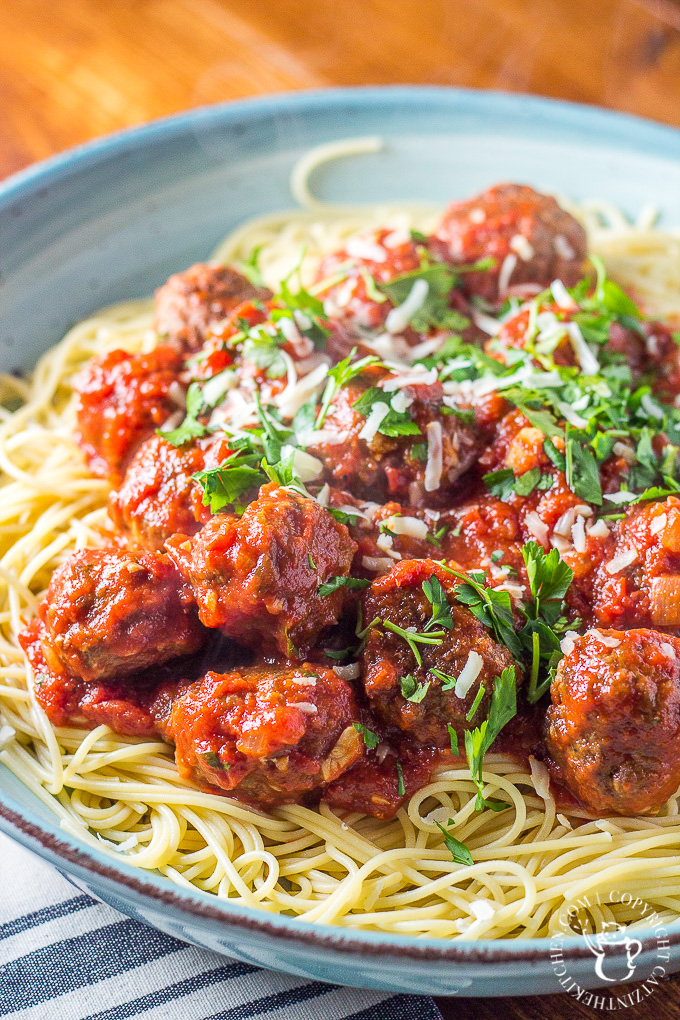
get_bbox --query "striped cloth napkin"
[0,833,442,1020]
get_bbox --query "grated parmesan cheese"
[560,630,580,656]
[510,234,535,262]
[381,515,428,540]
[498,253,518,296]
[586,629,620,648]
[605,547,638,575]
[554,234,576,260]
[571,515,586,553]
[376,532,401,560]
[389,391,413,414]
[566,322,599,376]
[280,445,324,482]
[384,279,429,335]
[529,756,551,801]
[295,702,318,715]
[454,651,483,699]
[525,511,549,546]
[362,555,394,573]
[588,518,610,539]
[345,236,387,262]
[358,402,390,442]
[424,422,443,492]
[550,279,577,309]
[651,513,668,536]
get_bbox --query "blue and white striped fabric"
[0,834,442,1020]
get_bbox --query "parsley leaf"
[318,576,371,597]
[239,246,265,288]
[382,620,447,667]
[353,722,380,750]
[464,666,517,811]
[445,566,523,660]
[483,468,516,501]
[396,760,406,797]
[159,382,207,446]
[565,427,602,505]
[193,453,264,513]
[522,542,574,627]
[421,574,454,631]
[316,350,380,428]
[513,467,542,497]
[352,387,421,437]
[399,674,431,703]
[435,822,474,866]
[378,263,470,333]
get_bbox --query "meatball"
[154,262,271,354]
[306,365,492,505]
[109,432,236,551]
[40,548,204,682]
[433,184,587,301]
[545,628,680,815]
[593,498,680,632]
[74,345,183,481]
[359,559,520,746]
[169,664,362,809]
[166,482,357,658]
[315,228,422,331]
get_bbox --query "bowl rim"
[2,83,680,965]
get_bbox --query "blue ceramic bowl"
[2,87,680,997]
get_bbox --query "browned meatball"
[74,345,183,481]
[109,432,236,551]
[169,664,362,809]
[433,184,587,301]
[545,629,680,815]
[359,559,520,747]
[154,262,271,353]
[40,548,204,682]
[306,365,492,505]
[166,482,357,658]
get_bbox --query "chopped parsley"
[193,450,265,512]
[464,666,517,811]
[466,684,486,722]
[421,574,453,631]
[399,674,431,703]
[352,387,421,437]
[160,382,207,446]
[353,722,380,749]
[396,760,405,797]
[383,620,447,667]
[377,262,471,333]
[318,575,371,597]
[435,822,474,866]
[316,349,380,428]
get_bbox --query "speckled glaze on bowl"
[2,87,680,997]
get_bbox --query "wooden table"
[2,1,680,1016]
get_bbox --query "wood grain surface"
[2,1,680,1017]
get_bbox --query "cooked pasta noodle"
[1,141,680,939]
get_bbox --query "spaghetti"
[1,143,680,940]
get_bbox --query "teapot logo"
[549,890,671,1011]
[582,922,643,983]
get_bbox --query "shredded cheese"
[424,421,443,492]
[454,651,483,699]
